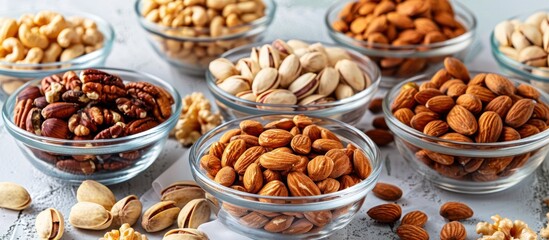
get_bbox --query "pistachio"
[325,47,351,67]
[69,202,113,230]
[287,39,310,50]
[256,89,297,105]
[177,198,211,229]
[511,29,532,51]
[252,68,280,96]
[142,201,181,232]
[526,12,548,27]
[209,58,237,81]
[110,195,142,227]
[0,182,31,210]
[300,51,328,73]
[335,83,354,100]
[35,208,64,240]
[543,31,549,51]
[236,90,256,102]
[217,75,251,95]
[518,24,542,46]
[299,94,333,105]
[160,181,206,209]
[494,21,514,46]
[335,59,366,91]
[235,58,260,80]
[288,73,319,100]
[163,228,209,240]
[519,45,548,67]
[278,54,302,88]
[499,46,519,60]
[308,43,329,59]
[272,39,294,58]
[317,67,339,96]
[258,44,281,69]
[76,180,116,210]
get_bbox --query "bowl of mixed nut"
[491,10,549,93]
[384,57,549,194]
[189,114,382,239]
[2,68,182,185]
[206,39,381,125]
[325,0,477,87]
[135,0,275,75]
[0,10,114,97]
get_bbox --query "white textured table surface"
[0,0,548,239]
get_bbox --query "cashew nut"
[57,28,79,48]
[0,18,18,42]
[39,15,66,38]
[66,16,85,27]
[60,43,84,62]
[33,11,61,26]
[82,19,96,29]
[2,37,25,62]
[18,47,43,63]
[17,14,35,27]
[42,42,62,63]
[18,23,49,49]
[82,28,103,45]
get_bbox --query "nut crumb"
[173,92,222,146]
[476,214,537,240]
[100,223,147,240]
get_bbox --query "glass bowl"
[491,10,549,93]
[190,114,382,239]
[134,0,275,75]
[2,68,182,185]
[206,41,381,125]
[0,9,114,98]
[325,0,477,87]
[383,72,549,194]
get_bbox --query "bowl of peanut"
[325,0,477,87]
[384,57,549,194]
[190,114,382,239]
[0,10,114,97]
[135,0,275,75]
[2,68,182,185]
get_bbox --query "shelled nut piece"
[0,182,31,210]
[100,223,148,240]
[35,208,64,240]
[390,57,549,182]
[476,215,537,240]
[210,39,372,107]
[199,114,373,235]
[0,11,104,69]
[331,0,467,77]
[172,92,222,146]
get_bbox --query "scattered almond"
[440,221,466,240]
[365,129,394,146]
[372,182,402,201]
[396,224,429,240]
[401,210,428,227]
[367,203,402,223]
[439,202,473,221]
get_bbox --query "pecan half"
[62,90,90,106]
[116,97,149,119]
[126,82,174,122]
[63,71,82,91]
[41,74,66,103]
[14,99,33,129]
[94,122,126,140]
[80,69,126,103]
[125,117,159,135]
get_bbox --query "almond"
[214,166,236,187]
[469,73,486,85]
[372,116,389,130]
[290,134,312,155]
[311,139,344,153]
[397,224,429,240]
[430,69,452,87]
[439,133,473,146]
[258,180,288,203]
[414,88,443,105]
[234,146,266,175]
[410,112,439,132]
[365,129,394,146]
[264,215,294,233]
[440,221,466,240]
[391,87,418,112]
[317,178,340,194]
[293,115,313,128]
[220,129,241,143]
[367,203,402,223]
[338,175,361,190]
[484,95,513,118]
[265,118,295,130]
[326,149,352,178]
[262,169,282,183]
[439,79,465,93]
[419,81,437,91]
[243,163,263,193]
[447,105,478,135]
[439,202,473,221]
[527,118,547,131]
[221,139,247,167]
[291,156,309,173]
[230,135,259,147]
[307,156,334,181]
[282,219,313,234]
[446,83,467,98]
[533,102,549,121]
[287,172,321,196]
[466,85,497,103]
[200,154,222,176]
[259,152,300,171]
[517,83,540,100]
[304,211,332,227]
[353,149,372,179]
[302,125,321,141]
[425,150,454,165]
[423,120,449,137]
[320,128,341,142]
[456,93,482,114]
[240,212,269,229]
[401,211,428,227]
[517,124,540,138]
[426,95,455,113]
[505,99,535,128]
[485,73,515,95]
[208,142,227,159]
[240,120,264,136]
[394,108,415,126]
[444,57,470,82]
[258,129,293,148]
[372,182,402,201]
[368,98,383,113]
[476,111,503,143]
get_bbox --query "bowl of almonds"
[384,57,549,194]
[2,68,182,185]
[135,0,275,75]
[325,0,477,87]
[189,114,382,239]
[492,10,549,93]
[207,39,380,125]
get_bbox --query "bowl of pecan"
[2,68,182,185]
[384,57,549,194]
[134,0,275,75]
[325,0,477,87]
[189,114,382,239]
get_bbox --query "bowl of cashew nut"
[0,10,114,98]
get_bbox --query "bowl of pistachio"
[206,39,381,125]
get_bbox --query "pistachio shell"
[256,89,297,105]
[511,29,532,51]
[35,208,64,240]
[236,58,260,80]
[499,46,519,60]
[525,11,548,27]
[142,201,181,232]
[519,45,548,67]
[325,47,351,67]
[287,39,310,50]
[110,195,142,227]
[494,21,514,46]
[288,73,319,100]
[217,75,251,95]
[161,181,206,209]
[299,94,331,105]
[259,44,281,69]
[76,180,116,210]
[236,90,256,102]
[278,54,302,88]
[518,24,542,46]
[163,228,209,240]
[252,68,280,96]
[543,31,549,51]
[335,59,365,91]
[177,198,211,229]
[0,182,31,210]
[209,58,237,81]
[272,39,294,58]
[317,67,339,96]
[69,202,113,230]
[300,51,328,73]
[335,83,354,100]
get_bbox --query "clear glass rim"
[206,40,381,110]
[134,0,276,42]
[324,0,478,51]
[0,8,115,71]
[189,114,383,204]
[383,71,549,148]
[2,67,182,146]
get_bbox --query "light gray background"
[0,0,547,239]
